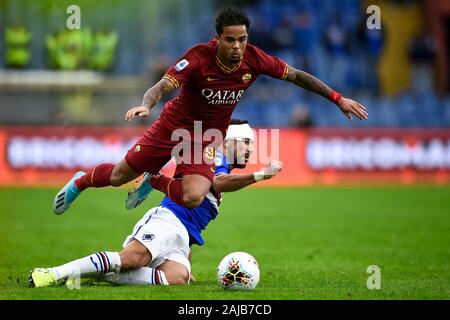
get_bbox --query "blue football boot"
[53,171,86,215]
[126,172,153,210]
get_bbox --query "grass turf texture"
[0,186,449,300]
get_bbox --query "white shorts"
[123,206,191,274]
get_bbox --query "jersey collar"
[215,55,242,74]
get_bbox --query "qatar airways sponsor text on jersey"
[201,89,245,105]
[161,39,288,133]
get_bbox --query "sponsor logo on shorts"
[207,76,221,81]
[142,234,155,241]
[134,145,141,153]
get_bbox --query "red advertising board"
[0,127,449,186]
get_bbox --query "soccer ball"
[217,252,260,290]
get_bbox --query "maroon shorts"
[125,118,216,183]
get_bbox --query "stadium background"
[0,0,449,300]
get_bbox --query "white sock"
[50,251,121,281]
[103,267,169,286]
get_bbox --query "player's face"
[228,138,253,169]
[216,25,248,64]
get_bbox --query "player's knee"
[119,247,151,270]
[110,170,136,186]
[166,269,190,285]
[172,273,190,285]
[110,163,135,186]
[182,190,205,208]
[183,198,202,209]
[110,172,127,187]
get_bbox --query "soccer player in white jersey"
[29,120,283,287]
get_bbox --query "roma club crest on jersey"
[175,59,189,72]
[242,73,252,84]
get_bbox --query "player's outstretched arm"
[284,65,368,121]
[213,160,283,194]
[125,78,176,122]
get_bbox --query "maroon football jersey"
[160,39,288,136]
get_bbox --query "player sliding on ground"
[31,120,282,287]
[53,7,367,215]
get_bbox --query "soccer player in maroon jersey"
[53,7,368,215]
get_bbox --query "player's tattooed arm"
[125,78,176,122]
[141,78,176,109]
[284,65,333,99]
[284,65,368,120]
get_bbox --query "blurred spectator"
[1,0,448,129]
[408,33,436,94]
[325,21,348,56]
[290,104,314,128]
[293,12,315,71]
[357,17,385,92]
[272,16,296,51]
[249,15,276,52]
[147,55,172,83]
[324,20,348,88]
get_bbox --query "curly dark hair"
[215,8,250,35]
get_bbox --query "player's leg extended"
[29,251,122,288]
[147,141,216,209]
[29,240,154,288]
[53,120,173,215]
[103,240,173,285]
[104,243,189,286]
[181,174,212,208]
[126,147,216,210]
[106,260,189,286]
[105,206,191,286]
[126,170,212,211]
[53,159,140,215]
[150,173,212,209]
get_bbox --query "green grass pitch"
[0,185,449,299]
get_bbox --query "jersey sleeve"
[253,45,289,80]
[163,46,201,88]
[214,152,230,175]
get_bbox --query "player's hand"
[337,97,368,121]
[262,160,283,179]
[125,106,150,122]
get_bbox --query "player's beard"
[229,51,242,63]
[233,154,249,168]
[227,57,241,64]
